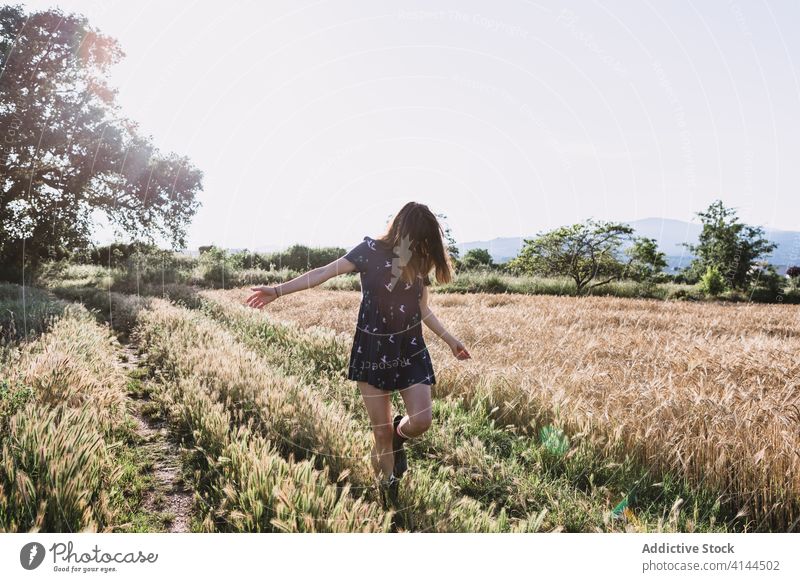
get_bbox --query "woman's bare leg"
[358,381,394,479]
[396,383,433,438]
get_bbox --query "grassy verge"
[0,298,165,532]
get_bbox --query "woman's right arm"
[245,257,357,309]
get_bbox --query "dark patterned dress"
[342,236,436,391]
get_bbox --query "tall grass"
[0,302,133,532]
[14,305,128,434]
[50,285,158,341]
[0,402,118,532]
[0,283,66,343]
[435,271,701,300]
[159,375,391,532]
[134,299,525,531]
[44,288,396,531]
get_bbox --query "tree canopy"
[0,6,202,279]
[683,200,776,290]
[624,237,667,283]
[461,248,493,270]
[508,219,638,293]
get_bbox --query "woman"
[246,201,471,511]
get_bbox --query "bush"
[257,244,346,272]
[116,250,195,290]
[438,272,513,294]
[196,247,297,288]
[666,287,702,301]
[698,266,726,296]
[748,265,786,303]
[40,247,197,292]
[81,242,160,267]
[460,249,494,271]
[785,272,800,294]
[197,246,334,287]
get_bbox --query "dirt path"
[119,343,193,533]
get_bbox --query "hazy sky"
[20,0,800,251]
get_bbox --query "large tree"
[508,219,635,294]
[0,6,202,279]
[683,200,776,290]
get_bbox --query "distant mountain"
[457,218,800,274]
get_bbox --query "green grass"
[106,425,175,533]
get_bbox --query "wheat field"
[206,288,800,530]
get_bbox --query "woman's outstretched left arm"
[245,257,356,309]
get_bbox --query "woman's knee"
[408,408,432,433]
[372,423,395,449]
[399,382,433,435]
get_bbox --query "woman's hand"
[448,337,471,360]
[245,285,278,309]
